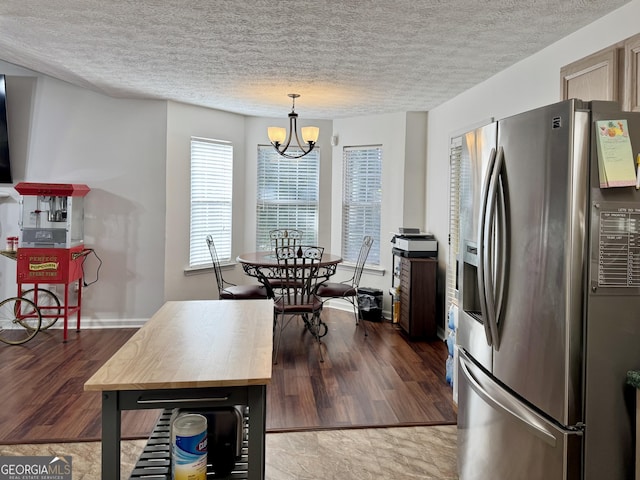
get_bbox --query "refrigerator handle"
[459,350,558,447]
[477,147,497,347]
[495,167,507,343]
[483,146,504,350]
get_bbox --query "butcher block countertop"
[84,299,273,392]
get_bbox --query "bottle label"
[173,431,207,480]
[172,414,208,480]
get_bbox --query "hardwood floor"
[0,307,456,444]
[268,307,456,431]
[0,327,160,444]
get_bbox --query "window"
[189,137,233,267]
[447,136,462,316]
[256,146,319,251]
[342,146,382,265]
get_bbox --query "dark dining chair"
[316,236,374,336]
[272,245,326,363]
[206,235,269,300]
[267,229,304,293]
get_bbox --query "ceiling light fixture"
[268,94,319,159]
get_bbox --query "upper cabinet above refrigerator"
[560,32,640,112]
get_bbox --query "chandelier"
[267,94,319,159]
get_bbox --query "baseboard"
[322,301,391,321]
[48,317,146,329]
[46,305,393,330]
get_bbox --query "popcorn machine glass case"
[15,182,90,248]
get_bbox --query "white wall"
[425,0,640,285]
[331,112,428,315]
[164,101,249,301]
[0,62,168,324]
[404,112,428,229]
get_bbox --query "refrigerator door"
[457,122,498,371]
[460,123,499,251]
[489,100,588,426]
[582,102,640,480]
[457,350,582,480]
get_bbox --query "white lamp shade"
[301,126,319,144]
[268,127,286,144]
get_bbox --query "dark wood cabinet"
[396,255,437,339]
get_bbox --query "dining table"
[236,250,342,285]
[237,250,342,348]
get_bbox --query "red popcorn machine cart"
[14,182,91,342]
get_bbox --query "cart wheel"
[0,296,42,345]
[20,288,62,330]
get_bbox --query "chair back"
[206,234,225,295]
[352,236,374,287]
[269,229,303,250]
[275,245,324,307]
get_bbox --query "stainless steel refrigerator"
[457,99,640,480]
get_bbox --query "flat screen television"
[0,74,12,184]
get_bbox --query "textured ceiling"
[0,1,631,119]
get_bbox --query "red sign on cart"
[17,247,85,283]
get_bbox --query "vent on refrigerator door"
[552,116,562,129]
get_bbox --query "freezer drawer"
[457,350,582,480]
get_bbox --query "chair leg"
[273,311,327,364]
[309,312,324,363]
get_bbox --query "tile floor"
[0,425,458,479]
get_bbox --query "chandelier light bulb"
[301,126,319,144]
[268,127,287,145]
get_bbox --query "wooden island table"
[84,299,273,480]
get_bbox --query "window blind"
[446,136,462,316]
[189,137,233,266]
[256,146,319,251]
[341,145,382,264]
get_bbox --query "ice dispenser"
[461,240,482,321]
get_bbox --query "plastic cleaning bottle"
[172,413,208,480]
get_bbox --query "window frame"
[255,145,320,251]
[341,145,382,265]
[189,136,234,268]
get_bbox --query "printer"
[391,228,438,257]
